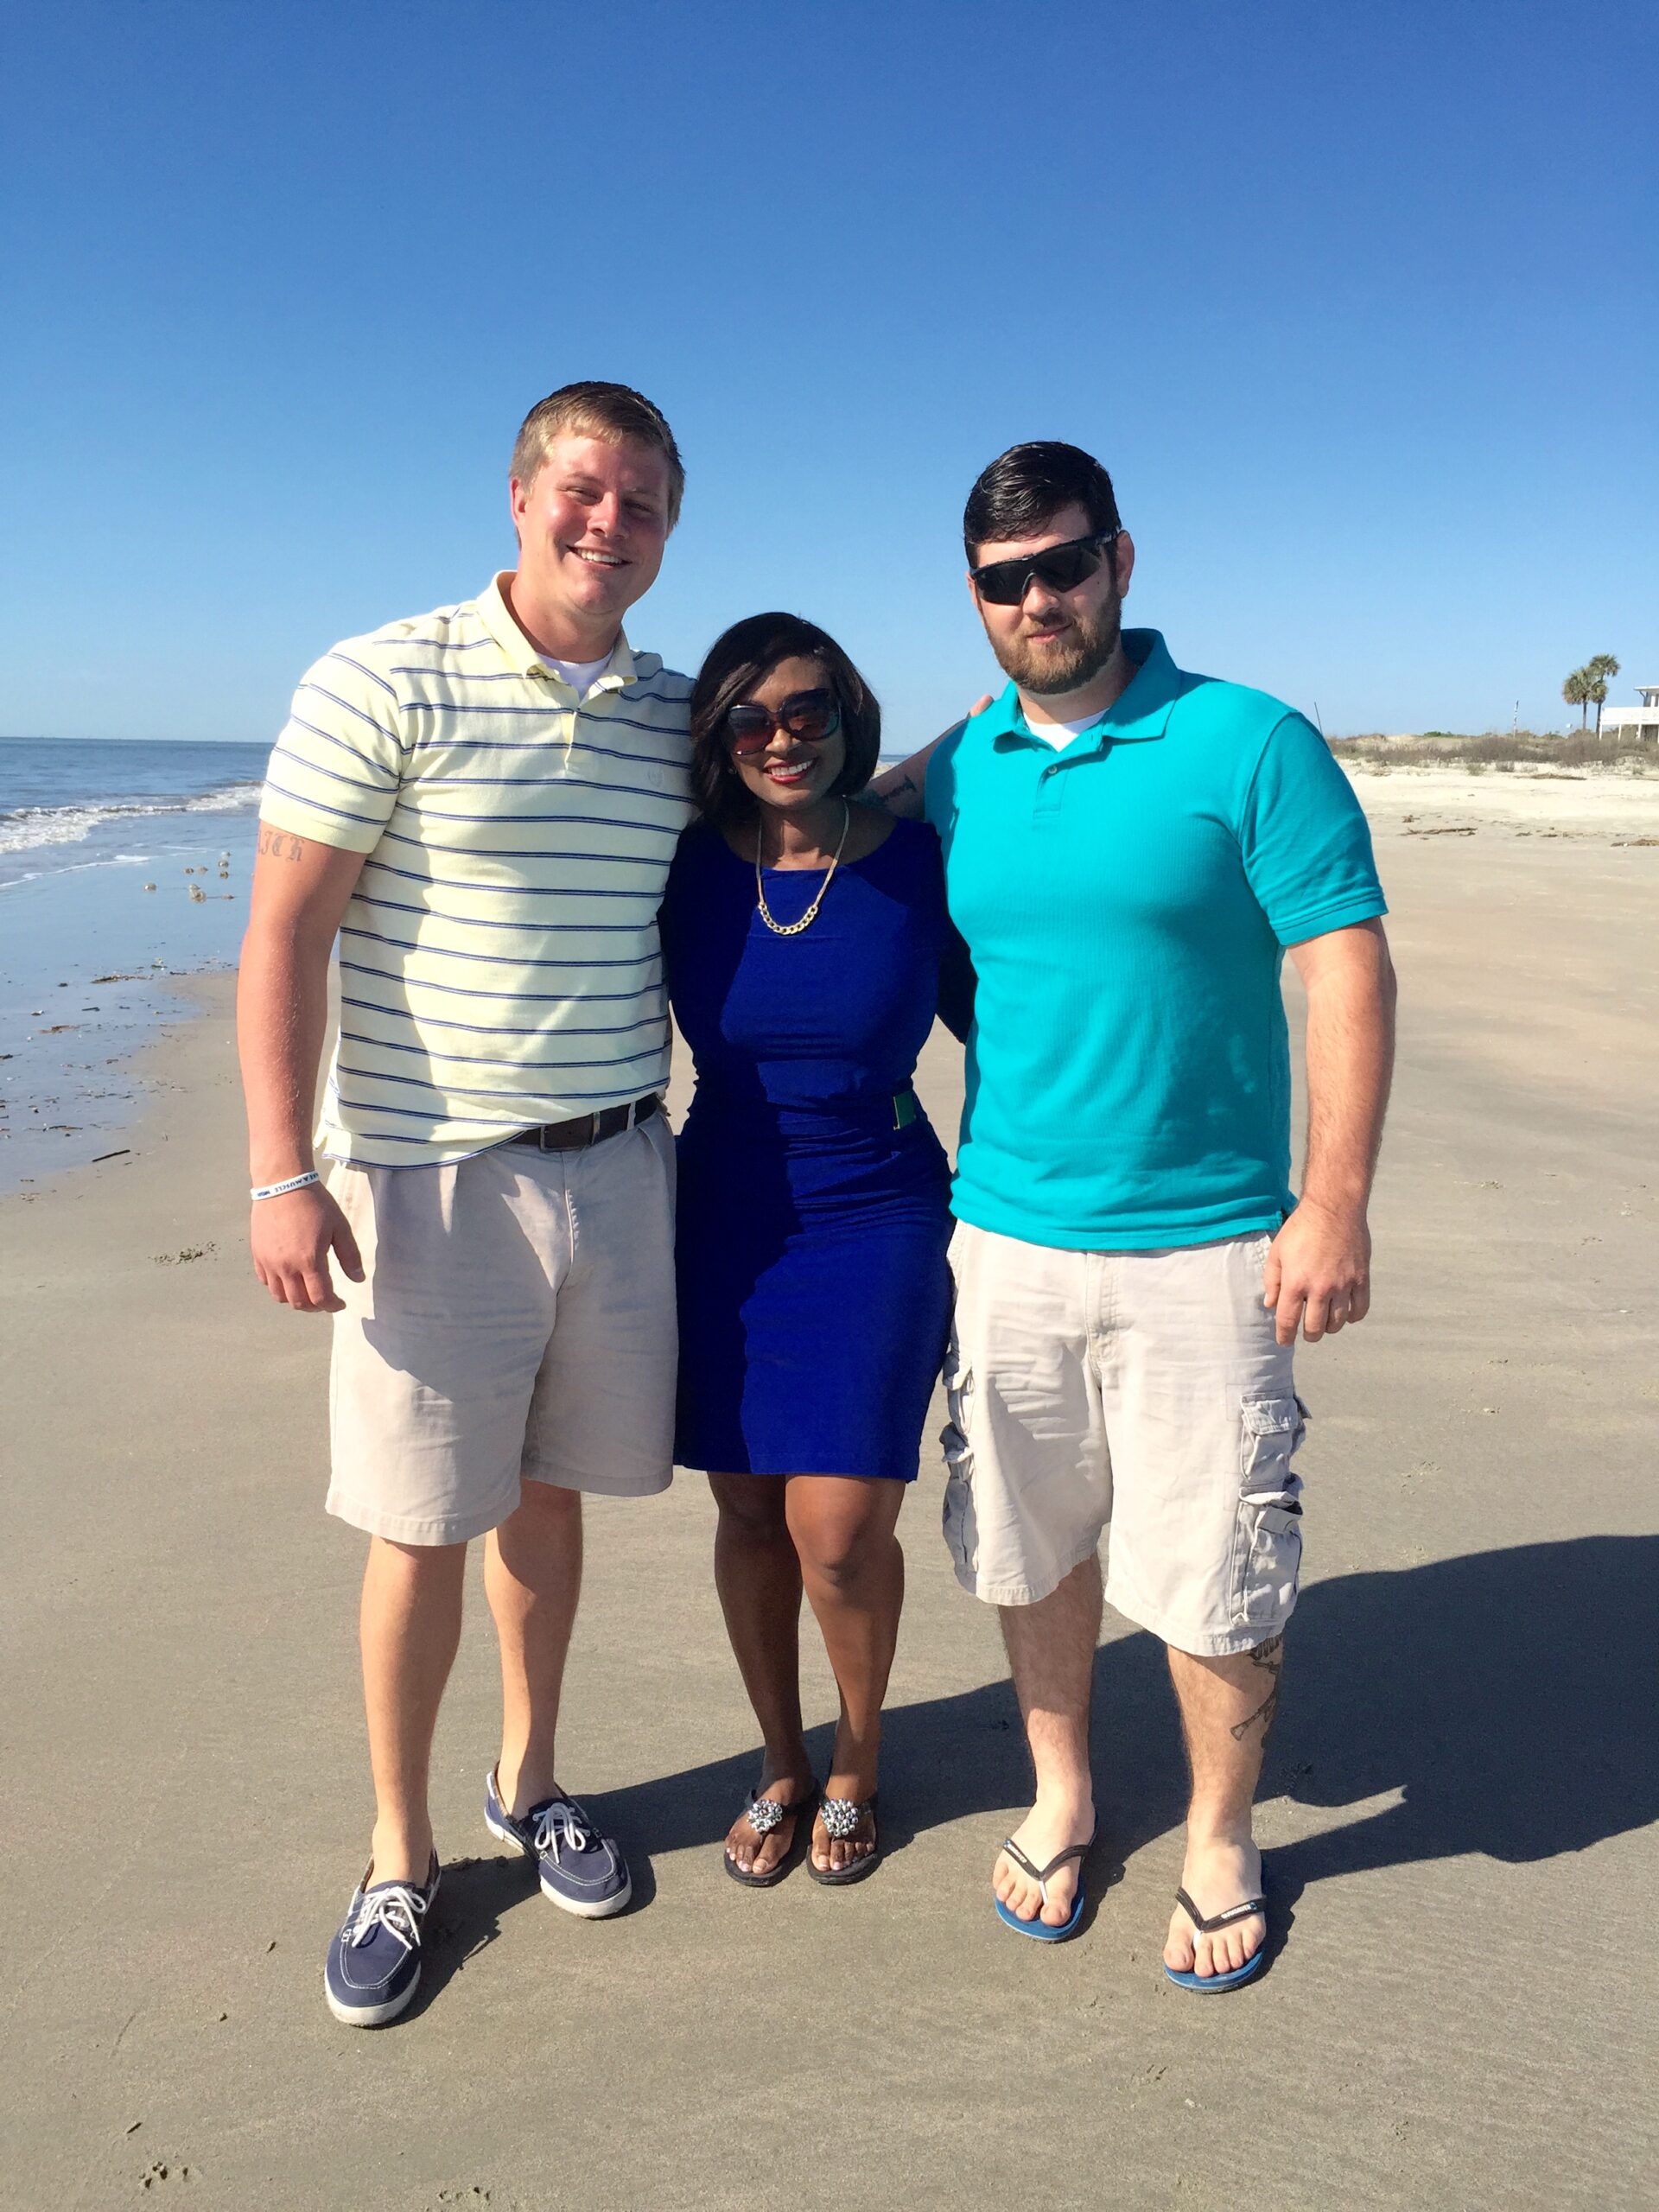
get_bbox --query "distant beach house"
[1600,685,1659,743]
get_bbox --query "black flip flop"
[1163,1886,1268,1992]
[723,1787,814,1888]
[807,1793,880,1885]
[994,1830,1095,1942]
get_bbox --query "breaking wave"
[0,782,263,856]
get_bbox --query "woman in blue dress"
[661,613,955,1887]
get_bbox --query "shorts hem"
[678,1459,917,1482]
[953,1533,1103,1609]
[325,1488,518,1547]
[1105,1583,1299,1656]
[524,1465,674,1499]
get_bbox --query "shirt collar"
[476,572,639,691]
[978,628,1181,751]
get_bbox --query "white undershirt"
[537,649,613,697]
[1026,711,1105,751]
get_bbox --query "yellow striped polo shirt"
[259,573,693,1167]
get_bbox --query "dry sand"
[3,798,1656,2210]
[1344,759,1659,839]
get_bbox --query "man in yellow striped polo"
[238,382,691,2026]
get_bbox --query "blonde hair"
[510,381,684,527]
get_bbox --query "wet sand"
[2,811,1655,2210]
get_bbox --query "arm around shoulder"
[868,696,992,819]
[868,739,940,821]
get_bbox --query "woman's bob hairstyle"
[690,613,882,830]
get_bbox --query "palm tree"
[1586,653,1620,734]
[1562,666,1592,727]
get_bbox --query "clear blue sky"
[2,0,1654,744]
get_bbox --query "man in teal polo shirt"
[881,441,1395,1988]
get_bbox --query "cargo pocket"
[1230,1395,1306,1629]
[940,1349,979,1577]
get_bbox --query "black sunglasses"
[969,529,1121,607]
[725,688,842,755]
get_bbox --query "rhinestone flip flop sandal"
[723,1786,814,1888]
[807,1793,881,1885]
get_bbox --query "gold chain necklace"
[754,801,851,937]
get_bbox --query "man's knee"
[513,1477,582,1523]
[366,1531,467,1579]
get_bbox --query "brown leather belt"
[510,1093,661,1152]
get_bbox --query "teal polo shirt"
[925,629,1386,1251]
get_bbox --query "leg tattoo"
[1230,1632,1284,1741]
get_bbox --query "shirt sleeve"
[923,726,963,843]
[258,645,405,853]
[1240,712,1388,946]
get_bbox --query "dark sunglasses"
[969,529,1121,607]
[726,688,842,755]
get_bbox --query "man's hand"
[251,1182,365,1314]
[1262,1198,1371,1345]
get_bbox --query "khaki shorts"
[941,1221,1306,1656]
[325,1116,677,1546]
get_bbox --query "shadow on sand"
[416,1535,1658,1994]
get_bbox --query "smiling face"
[969,499,1135,700]
[508,431,673,656]
[728,655,847,819]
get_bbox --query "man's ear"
[508,474,531,542]
[1114,531,1135,598]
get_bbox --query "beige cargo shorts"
[324,1116,677,1547]
[941,1220,1306,1656]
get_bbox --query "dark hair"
[963,440,1122,562]
[511,380,684,526]
[690,613,882,830]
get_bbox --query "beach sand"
[2,798,1656,2210]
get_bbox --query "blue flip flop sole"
[993,1828,1094,1942]
[995,1891,1085,1942]
[1163,1948,1266,1993]
[1163,1881,1268,1990]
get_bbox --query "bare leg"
[785,1477,906,1872]
[361,1535,467,1885]
[709,1472,814,1877]
[485,1479,582,1815]
[994,1552,1102,1926]
[1163,1633,1284,1979]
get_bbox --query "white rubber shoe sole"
[484,1808,632,1918]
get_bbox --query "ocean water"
[0,736,266,890]
[0,734,928,1190]
[0,737,269,1187]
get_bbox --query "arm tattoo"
[257,825,306,861]
[1230,1632,1285,1741]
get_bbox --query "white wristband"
[251,1170,321,1202]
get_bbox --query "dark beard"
[991,593,1122,698]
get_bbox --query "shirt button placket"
[1033,759,1065,820]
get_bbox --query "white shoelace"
[349,1880,431,1954]
[531,1799,594,1857]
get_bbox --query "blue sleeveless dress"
[662,816,953,1481]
